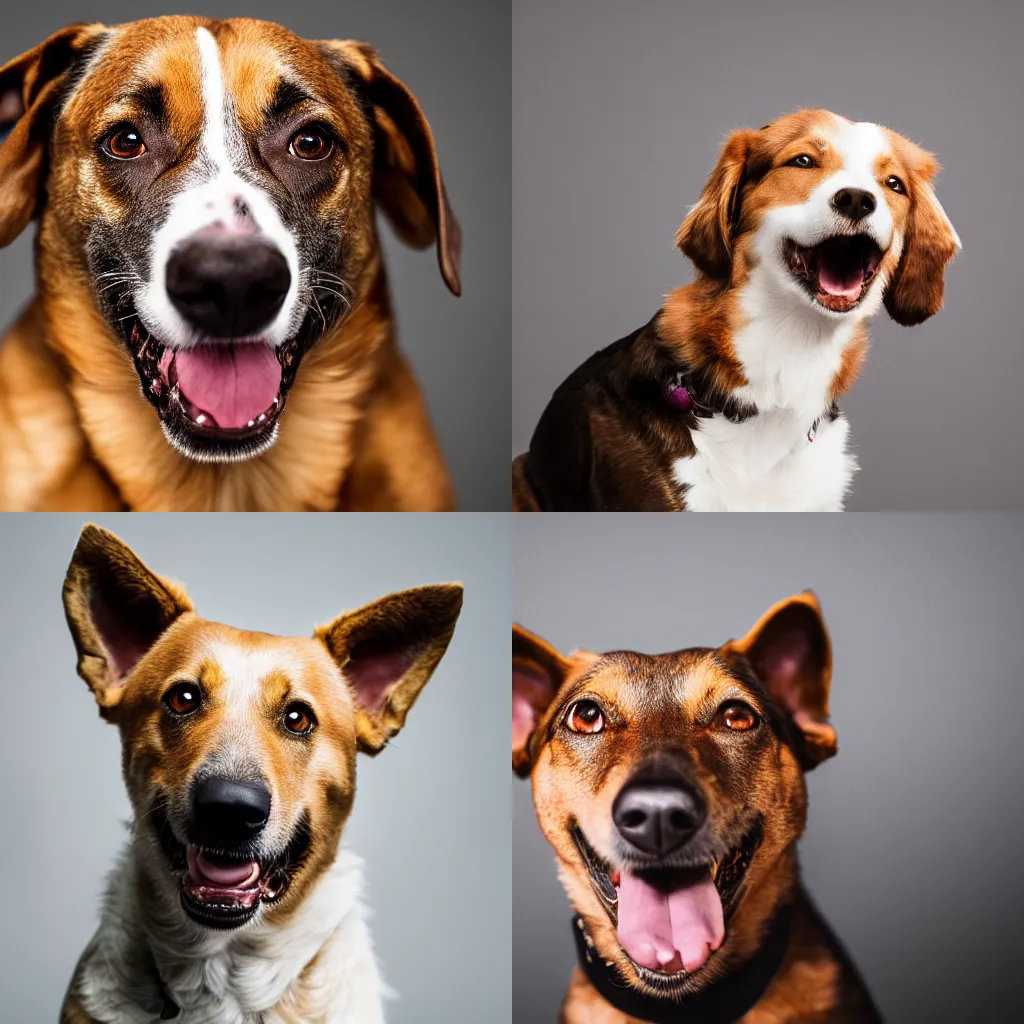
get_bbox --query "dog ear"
[316,583,463,754]
[0,23,107,248]
[676,129,757,280]
[882,136,960,326]
[62,525,194,720]
[318,40,462,296]
[721,592,837,770]
[513,624,598,777]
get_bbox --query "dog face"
[513,595,837,999]
[677,109,959,326]
[0,18,460,462]
[63,525,462,931]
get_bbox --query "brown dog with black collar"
[513,594,882,1022]
[0,16,461,511]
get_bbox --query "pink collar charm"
[664,371,692,411]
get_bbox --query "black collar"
[572,905,791,1024]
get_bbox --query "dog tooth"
[247,420,255,428]
[195,414,207,425]
[258,413,267,423]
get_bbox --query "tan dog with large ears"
[0,17,461,512]
[60,524,462,1023]
[513,594,881,1023]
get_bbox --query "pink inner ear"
[759,631,808,713]
[0,89,22,126]
[90,591,159,682]
[512,665,551,748]
[346,641,422,713]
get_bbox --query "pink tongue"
[188,846,260,888]
[172,343,282,429]
[616,870,725,974]
[818,262,864,299]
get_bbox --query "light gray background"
[0,513,511,1024]
[513,514,1024,1022]
[0,0,509,510]
[513,0,1024,510]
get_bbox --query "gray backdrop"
[0,513,511,1024]
[513,0,1024,510]
[0,0,509,511]
[513,514,1024,1022]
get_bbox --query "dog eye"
[885,175,905,194]
[163,682,202,716]
[103,125,147,160]
[289,124,334,161]
[283,702,317,735]
[716,701,758,732]
[565,699,604,735]
[786,154,815,169]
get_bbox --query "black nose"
[191,777,271,847]
[612,768,706,857]
[830,188,876,222]
[166,236,291,338]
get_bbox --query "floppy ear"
[883,138,960,326]
[720,592,837,770]
[676,129,757,280]
[316,583,463,754]
[318,40,462,296]
[513,624,598,777]
[62,525,194,721]
[0,23,107,247]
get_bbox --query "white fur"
[135,28,302,352]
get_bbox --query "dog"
[513,593,882,1022]
[60,524,462,1022]
[0,17,462,511]
[512,109,960,511]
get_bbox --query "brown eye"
[289,125,334,161]
[718,701,758,732]
[565,699,604,735]
[105,125,147,160]
[787,154,815,169]
[885,175,905,194]
[283,702,317,735]
[164,682,202,716]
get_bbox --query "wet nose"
[166,236,290,338]
[191,777,271,847]
[830,187,877,223]
[612,771,707,857]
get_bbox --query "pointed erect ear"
[513,624,598,778]
[676,129,758,280]
[720,592,837,770]
[318,40,462,296]
[883,135,960,326]
[317,584,463,754]
[62,525,194,720]
[0,23,107,247]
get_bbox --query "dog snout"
[166,234,291,338]
[191,776,272,847]
[612,763,707,857]
[830,187,876,223]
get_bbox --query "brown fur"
[0,18,462,510]
[513,595,880,1022]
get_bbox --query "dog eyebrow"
[115,83,167,127]
[264,79,317,121]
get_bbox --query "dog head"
[0,18,460,462]
[63,524,462,931]
[513,594,836,999]
[677,109,959,326]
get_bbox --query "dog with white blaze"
[0,17,461,511]
[59,525,463,1023]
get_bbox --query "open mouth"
[783,234,883,313]
[125,311,306,463]
[571,822,762,992]
[154,804,312,930]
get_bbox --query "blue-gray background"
[513,513,1024,1022]
[0,0,509,510]
[0,513,511,1023]
[513,0,1024,509]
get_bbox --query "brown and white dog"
[513,109,960,511]
[513,595,881,1022]
[0,17,461,511]
[60,525,462,1022]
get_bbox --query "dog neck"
[572,903,791,1024]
